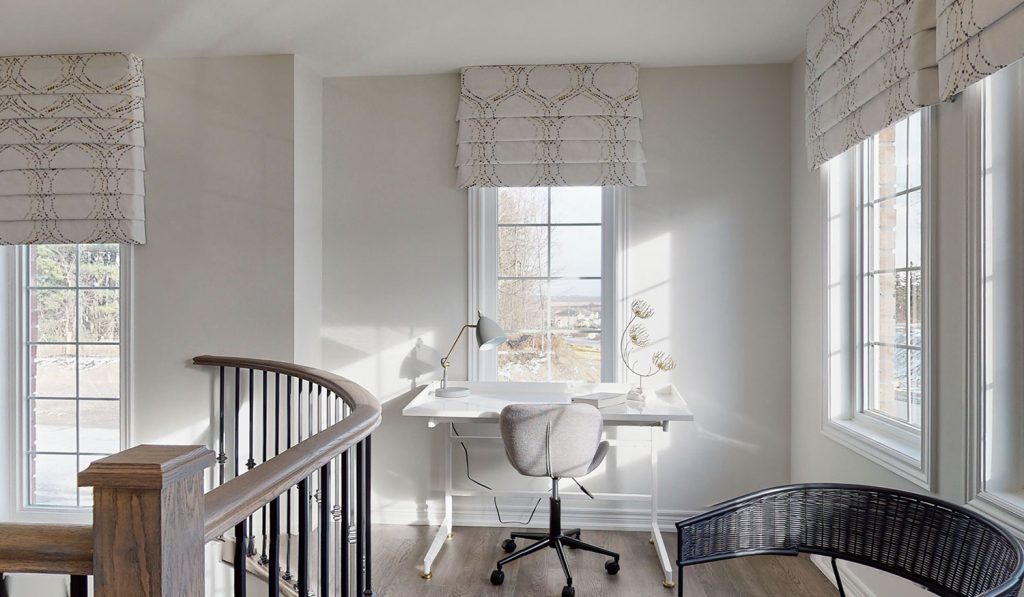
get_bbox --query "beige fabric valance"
[938,0,1024,99]
[806,0,939,169]
[456,63,646,187]
[0,52,145,244]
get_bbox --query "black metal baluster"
[320,462,331,597]
[234,368,241,479]
[247,369,257,556]
[70,575,88,597]
[261,371,270,565]
[340,442,350,597]
[299,478,310,596]
[234,520,248,597]
[247,369,256,469]
[298,379,305,441]
[218,366,226,484]
[356,438,370,596]
[269,497,281,597]
[364,436,373,596]
[284,376,294,582]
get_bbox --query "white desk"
[402,381,694,588]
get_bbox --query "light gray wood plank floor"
[371,525,840,597]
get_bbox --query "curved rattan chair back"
[676,484,1024,597]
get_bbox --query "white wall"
[134,55,306,447]
[294,57,324,368]
[321,65,794,526]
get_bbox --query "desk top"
[401,381,694,426]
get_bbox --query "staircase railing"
[0,355,382,597]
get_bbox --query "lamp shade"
[476,312,507,350]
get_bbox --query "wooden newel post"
[79,445,215,597]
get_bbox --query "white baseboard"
[373,503,699,533]
[811,555,876,597]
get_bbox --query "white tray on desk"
[402,380,693,428]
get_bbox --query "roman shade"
[806,0,940,169]
[456,63,645,188]
[938,0,1024,99]
[0,52,145,244]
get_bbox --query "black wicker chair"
[676,484,1024,597]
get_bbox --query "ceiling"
[0,0,824,77]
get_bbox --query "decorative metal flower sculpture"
[620,299,677,396]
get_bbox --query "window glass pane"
[29,245,77,287]
[79,289,119,342]
[551,226,601,277]
[31,454,78,506]
[30,400,77,452]
[909,349,922,427]
[29,344,76,397]
[30,289,76,342]
[497,188,547,224]
[870,345,909,421]
[79,400,119,453]
[550,187,602,223]
[78,244,120,287]
[872,195,907,272]
[551,332,601,383]
[548,279,601,331]
[872,272,908,345]
[497,279,546,331]
[908,271,922,348]
[79,344,119,398]
[498,227,547,277]
[907,191,922,267]
[875,119,908,198]
[497,333,549,381]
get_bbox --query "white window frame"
[468,187,627,383]
[821,110,936,490]
[4,244,132,523]
[964,70,1024,534]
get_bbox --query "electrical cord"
[451,424,543,525]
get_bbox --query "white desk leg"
[421,424,454,579]
[651,425,674,588]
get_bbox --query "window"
[471,187,624,383]
[14,244,128,512]
[862,112,924,429]
[965,59,1024,531]
[823,111,933,488]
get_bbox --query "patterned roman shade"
[806,0,940,169]
[456,63,645,188]
[938,0,1024,99]
[0,53,145,244]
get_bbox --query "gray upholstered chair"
[488,403,620,597]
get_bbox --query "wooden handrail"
[0,523,94,575]
[193,355,382,542]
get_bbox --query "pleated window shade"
[456,63,646,188]
[806,0,940,169]
[938,0,1024,99]
[0,52,146,244]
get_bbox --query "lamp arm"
[441,324,476,366]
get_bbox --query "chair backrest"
[499,403,603,479]
[676,484,1024,597]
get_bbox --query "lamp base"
[436,386,470,398]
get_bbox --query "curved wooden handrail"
[193,355,382,542]
[0,523,94,575]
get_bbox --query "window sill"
[967,492,1024,538]
[822,417,931,490]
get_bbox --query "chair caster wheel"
[501,539,516,553]
[490,569,505,586]
[605,558,620,575]
[562,585,575,597]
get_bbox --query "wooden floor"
[372,526,840,597]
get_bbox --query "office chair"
[489,403,620,597]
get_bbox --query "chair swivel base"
[488,498,620,597]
